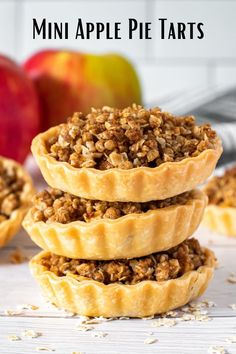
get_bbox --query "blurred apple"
[24,50,142,130]
[0,54,40,163]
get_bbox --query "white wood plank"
[0,316,236,354]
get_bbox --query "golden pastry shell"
[0,156,35,248]
[23,189,207,260]
[31,126,222,202]
[203,204,236,237]
[30,248,216,318]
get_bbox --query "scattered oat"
[18,304,39,311]
[91,332,108,338]
[65,312,76,317]
[75,316,90,324]
[75,325,94,332]
[194,314,211,322]
[226,336,236,343]
[22,330,42,338]
[194,309,209,315]
[180,313,196,322]
[229,304,236,310]
[84,317,113,324]
[7,335,21,341]
[227,275,236,284]
[5,309,23,316]
[151,318,176,327]
[36,346,55,352]
[9,248,27,264]
[142,315,154,320]
[208,346,227,354]
[202,299,216,308]
[118,316,130,320]
[144,337,158,345]
[164,310,178,317]
[189,300,208,310]
[84,318,103,325]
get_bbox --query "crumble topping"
[0,160,25,222]
[48,104,217,170]
[40,238,206,284]
[31,188,193,224]
[205,166,236,207]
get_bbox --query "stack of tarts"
[23,105,222,318]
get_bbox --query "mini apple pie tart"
[23,188,207,259]
[0,156,35,247]
[203,166,236,236]
[31,104,222,202]
[30,238,216,317]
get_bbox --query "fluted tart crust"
[31,105,222,202]
[0,156,35,247]
[203,166,236,236]
[23,189,207,259]
[30,239,216,317]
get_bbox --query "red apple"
[0,55,40,162]
[24,50,142,130]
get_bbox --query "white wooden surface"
[0,160,236,353]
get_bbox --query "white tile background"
[0,0,236,103]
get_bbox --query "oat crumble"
[48,104,217,170]
[31,188,193,224]
[0,160,25,222]
[40,238,206,285]
[205,166,236,207]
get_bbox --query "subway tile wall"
[0,0,236,104]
